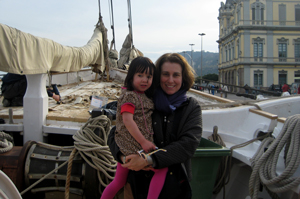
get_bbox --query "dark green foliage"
[203,73,219,81]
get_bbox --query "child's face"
[132,70,153,92]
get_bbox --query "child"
[101,57,168,199]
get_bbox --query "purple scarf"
[153,87,187,114]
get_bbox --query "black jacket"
[151,97,202,181]
[107,97,202,198]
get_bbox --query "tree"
[203,73,218,81]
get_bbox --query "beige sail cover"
[0,23,105,74]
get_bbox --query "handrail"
[249,108,278,120]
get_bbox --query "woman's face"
[160,62,182,95]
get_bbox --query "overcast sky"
[0,0,222,62]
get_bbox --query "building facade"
[217,0,300,91]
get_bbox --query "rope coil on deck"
[249,114,300,199]
[67,115,117,198]
[0,131,13,153]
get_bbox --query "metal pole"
[198,33,205,78]
[189,44,195,68]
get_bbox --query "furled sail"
[117,34,143,70]
[0,23,105,75]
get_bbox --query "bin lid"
[193,138,231,157]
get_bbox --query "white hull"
[0,70,300,198]
[200,95,300,199]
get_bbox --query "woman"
[108,53,202,198]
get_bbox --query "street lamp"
[198,33,205,78]
[189,44,195,68]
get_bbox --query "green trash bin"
[191,138,231,199]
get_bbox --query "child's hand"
[141,140,156,153]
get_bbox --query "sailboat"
[0,1,300,199]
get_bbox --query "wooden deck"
[0,80,123,124]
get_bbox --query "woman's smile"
[160,62,182,95]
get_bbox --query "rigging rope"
[208,126,273,198]
[249,114,300,199]
[108,0,116,50]
[94,0,111,75]
[0,131,13,153]
[70,115,117,196]
[208,126,228,197]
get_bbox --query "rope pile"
[68,115,117,198]
[249,114,300,199]
[0,131,13,153]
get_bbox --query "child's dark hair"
[124,57,157,97]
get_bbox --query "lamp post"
[198,33,205,78]
[189,44,195,68]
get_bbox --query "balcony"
[239,20,300,27]
[219,56,300,69]
[219,20,300,39]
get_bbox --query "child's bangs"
[136,64,154,76]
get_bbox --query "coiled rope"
[249,114,300,199]
[0,131,13,153]
[65,115,117,199]
[208,126,272,198]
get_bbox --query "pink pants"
[101,162,168,199]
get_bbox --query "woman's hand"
[122,154,148,171]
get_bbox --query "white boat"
[198,92,300,199]
[0,15,300,199]
[0,170,22,199]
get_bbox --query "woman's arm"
[123,98,202,171]
[152,98,202,169]
[122,154,149,171]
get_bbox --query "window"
[237,39,240,58]
[294,38,300,62]
[294,71,300,83]
[251,0,265,25]
[227,18,230,28]
[229,45,231,61]
[226,48,228,62]
[254,70,263,87]
[296,5,300,26]
[253,37,264,61]
[254,43,263,59]
[279,43,287,61]
[279,4,286,25]
[279,70,287,85]
[237,7,241,23]
[277,38,288,62]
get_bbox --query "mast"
[108,0,116,50]
[127,0,133,47]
